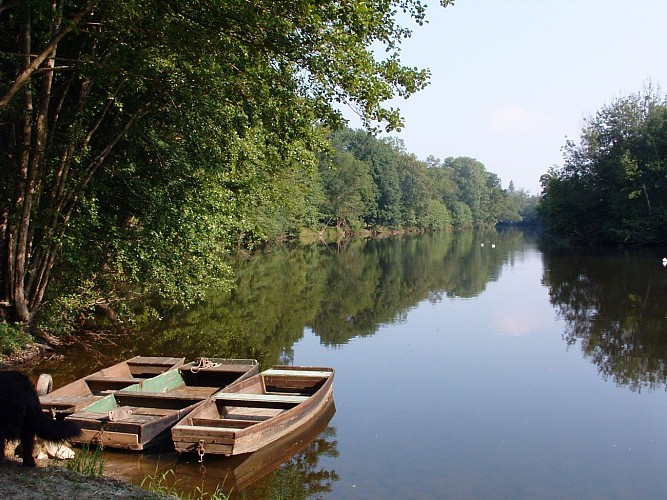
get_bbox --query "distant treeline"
[315,129,539,235]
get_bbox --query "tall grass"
[66,444,105,476]
[141,466,230,500]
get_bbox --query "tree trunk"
[1,2,147,326]
[642,182,652,216]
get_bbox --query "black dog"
[0,371,80,466]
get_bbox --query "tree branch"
[0,1,99,109]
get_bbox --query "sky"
[344,0,667,194]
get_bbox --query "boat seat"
[113,392,205,410]
[85,376,144,385]
[214,392,308,409]
[262,369,331,378]
[190,417,257,429]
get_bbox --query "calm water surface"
[35,229,667,499]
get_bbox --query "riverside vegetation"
[0,0,539,355]
[3,1,662,360]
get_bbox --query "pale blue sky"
[346,1,667,194]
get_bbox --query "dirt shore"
[0,457,167,499]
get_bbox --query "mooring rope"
[190,357,221,373]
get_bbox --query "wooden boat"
[200,398,336,492]
[65,358,259,450]
[39,356,186,417]
[99,399,336,495]
[171,365,335,457]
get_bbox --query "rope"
[190,357,221,373]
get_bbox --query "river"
[32,228,667,499]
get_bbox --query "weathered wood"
[191,418,258,429]
[72,429,140,449]
[214,392,308,409]
[171,365,335,456]
[39,356,185,416]
[65,358,259,450]
[84,376,145,392]
[261,369,332,378]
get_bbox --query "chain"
[196,439,206,463]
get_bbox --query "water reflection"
[35,229,667,395]
[119,228,536,360]
[28,229,667,498]
[28,229,535,386]
[102,400,338,497]
[542,245,667,391]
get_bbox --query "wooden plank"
[172,425,236,442]
[214,392,308,409]
[67,410,108,421]
[127,356,185,374]
[114,392,205,409]
[190,418,257,429]
[71,428,140,449]
[84,376,142,384]
[42,396,92,404]
[131,407,175,416]
[168,386,219,398]
[84,376,144,392]
[262,369,332,378]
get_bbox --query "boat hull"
[171,365,335,457]
[65,358,259,450]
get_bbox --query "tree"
[318,150,377,231]
[539,87,667,244]
[0,0,455,328]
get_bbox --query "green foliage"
[0,322,32,355]
[318,147,378,230]
[421,199,453,230]
[451,201,474,228]
[66,444,105,477]
[2,0,456,330]
[539,87,667,244]
[317,130,524,234]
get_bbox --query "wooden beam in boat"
[262,369,332,378]
[213,393,308,409]
[190,418,257,429]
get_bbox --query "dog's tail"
[33,412,81,442]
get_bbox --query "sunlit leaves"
[539,88,667,244]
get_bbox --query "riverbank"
[0,343,46,369]
[0,457,165,499]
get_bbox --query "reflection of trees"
[542,246,667,391]
[310,228,533,344]
[236,425,339,500]
[110,229,534,359]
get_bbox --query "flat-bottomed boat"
[65,358,259,450]
[171,365,334,457]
